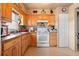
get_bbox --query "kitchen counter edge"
[1,32,29,42]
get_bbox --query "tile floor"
[24,47,79,56]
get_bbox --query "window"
[12,11,20,23]
[6,10,21,31]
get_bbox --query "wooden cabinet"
[28,14,55,26]
[0,3,12,21]
[2,33,31,56]
[21,34,27,55]
[21,33,31,55]
[5,3,12,20]
[30,32,37,47]
[22,14,29,25]
[2,36,21,56]
[17,37,22,56]
[1,3,6,18]
[12,44,19,56]
[50,32,57,47]
[14,36,21,56]
[3,47,13,56]
[3,43,19,56]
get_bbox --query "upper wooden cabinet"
[0,3,12,22]
[5,3,12,21]
[28,14,55,26]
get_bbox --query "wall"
[69,4,79,51]
[28,14,55,26]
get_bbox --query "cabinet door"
[0,4,1,18]
[3,47,13,56]
[50,33,57,47]
[3,36,21,56]
[1,3,12,21]
[22,35,26,55]
[14,36,21,56]
[21,34,30,55]
[27,35,31,46]
[5,3,12,21]
[17,38,22,56]
[30,33,37,47]
[1,3,6,18]
[12,44,18,56]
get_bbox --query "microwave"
[1,25,9,37]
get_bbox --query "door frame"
[75,8,79,51]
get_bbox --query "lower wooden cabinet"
[21,34,30,55]
[30,32,37,47]
[3,44,19,56]
[2,33,31,56]
[2,36,21,56]
[21,34,26,55]
[50,32,57,47]
[3,47,13,56]
[12,44,18,56]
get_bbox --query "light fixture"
[41,9,46,14]
[62,8,67,12]
[50,10,53,14]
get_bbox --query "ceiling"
[23,3,72,10]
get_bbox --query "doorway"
[76,11,79,51]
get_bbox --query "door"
[58,14,69,47]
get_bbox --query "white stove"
[37,27,49,47]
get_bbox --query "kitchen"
[0,3,79,56]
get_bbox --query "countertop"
[1,30,57,42]
[49,30,57,33]
[48,29,57,33]
[1,32,28,41]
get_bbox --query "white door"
[58,14,69,47]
